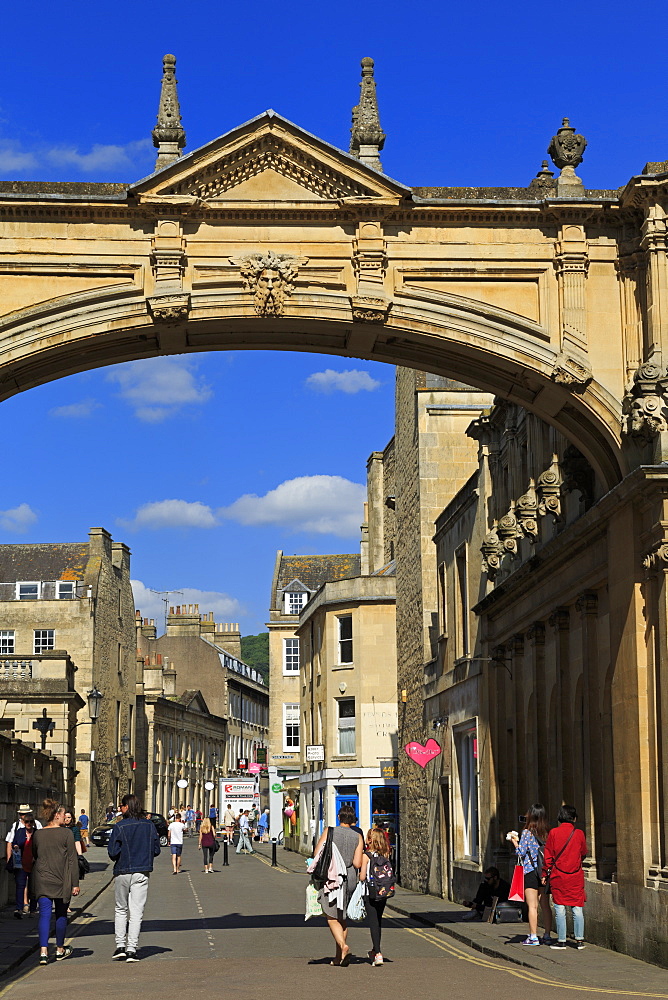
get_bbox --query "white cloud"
[120,499,218,531]
[219,475,366,537]
[130,580,245,625]
[46,138,152,173]
[0,144,38,173]
[132,580,244,625]
[0,503,37,533]
[305,368,381,394]
[107,356,212,422]
[49,398,101,419]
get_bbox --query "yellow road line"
[403,924,668,998]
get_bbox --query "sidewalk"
[0,850,113,977]
[257,842,668,994]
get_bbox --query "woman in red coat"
[542,804,587,949]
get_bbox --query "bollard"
[223,839,229,866]
[271,840,277,867]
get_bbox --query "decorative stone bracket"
[550,352,592,390]
[643,540,668,572]
[230,250,308,317]
[622,361,668,441]
[481,456,563,578]
[351,294,391,323]
[148,293,191,324]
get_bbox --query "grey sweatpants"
[114,873,150,951]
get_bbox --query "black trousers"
[364,897,387,954]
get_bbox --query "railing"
[0,659,32,680]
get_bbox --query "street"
[2,841,668,1000]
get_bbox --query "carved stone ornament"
[148,293,190,324]
[231,251,308,316]
[548,118,587,170]
[515,479,539,541]
[481,522,504,578]
[643,542,668,572]
[550,353,592,389]
[622,361,668,440]
[536,455,562,521]
[351,295,391,324]
[497,503,521,556]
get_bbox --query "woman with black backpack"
[360,828,395,966]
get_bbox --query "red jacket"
[542,823,587,906]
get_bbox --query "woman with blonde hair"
[32,799,79,965]
[360,828,395,966]
[198,817,216,873]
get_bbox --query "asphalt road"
[1,841,665,1000]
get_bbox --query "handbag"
[310,826,333,890]
[305,883,323,921]
[544,828,576,894]
[211,836,220,854]
[6,843,22,873]
[508,863,525,901]
[78,854,90,878]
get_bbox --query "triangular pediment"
[130,111,410,204]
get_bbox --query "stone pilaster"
[554,224,589,357]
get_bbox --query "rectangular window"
[283,703,300,751]
[57,581,75,600]
[17,582,40,601]
[455,725,479,860]
[33,630,55,654]
[337,697,356,755]
[338,615,353,664]
[285,591,307,615]
[0,630,15,654]
[438,562,447,636]
[455,545,470,658]
[283,637,300,674]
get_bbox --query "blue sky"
[1,1,667,634]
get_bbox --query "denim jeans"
[236,830,253,853]
[553,903,584,941]
[114,873,150,952]
[38,896,68,948]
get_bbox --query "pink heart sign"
[404,738,442,768]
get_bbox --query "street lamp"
[87,687,103,722]
[120,733,131,755]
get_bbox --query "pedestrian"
[222,802,236,843]
[32,799,79,965]
[195,808,203,834]
[62,810,85,914]
[185,805,195,836]
[236,810,254,854]
[168,806,176,823]
[510,803,553,946]
[257,808,269,842]
[360,827,394,966]
[248,803,259,839]
[79,809,89,845]
[107,793,161,963]
[5,814,37,918]
[208,803,218,829]
[168,812,186,873]
[542,804,588,950]
[199,817,216,872]
[462,866,511,920]
[105,803,115,823]
[312,803,363,967]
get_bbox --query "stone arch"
[0,283,625,490]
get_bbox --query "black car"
[90,812,169,848]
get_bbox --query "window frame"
[56,581,75,600]
[283,636,300,674]
[284,590,307,616]
[283,702,300,752]
[336,697,356,756]
[33,629,55,654]
[17,581,40,601]
[0,630,15,655]
[337,614,353,664]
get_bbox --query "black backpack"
[366,851,395,900]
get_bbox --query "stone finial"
[152,54,186,171]
[350,57,386,172]
[548,117,587,197]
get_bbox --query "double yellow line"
[402,922,668,998]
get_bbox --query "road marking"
[186,872,217,957]
[403,925,668,998]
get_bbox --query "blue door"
[335,786,359,825]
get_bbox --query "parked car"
[90,812,169,847]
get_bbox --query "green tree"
[240,632,269,686]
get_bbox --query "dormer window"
[17,582,40,600]
[57,581,75,600]
[282,579,310,616]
